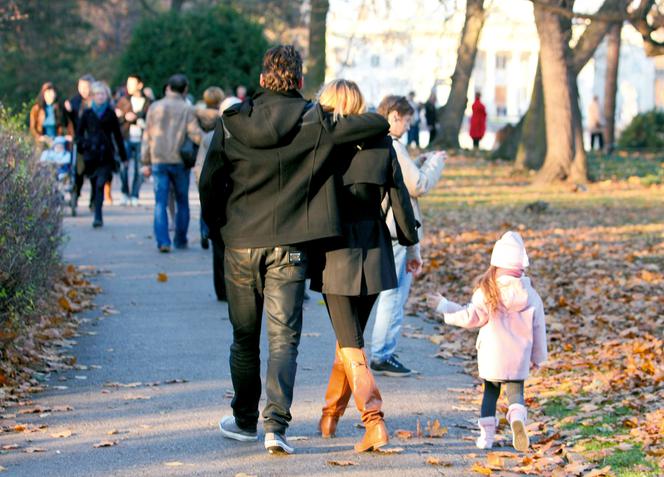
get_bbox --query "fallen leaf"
[0,465,6,472]
[50,429,73,438]
[327,460,357,466]
[93,440,118,448]
[24,447,47,453]
[426,418,448,438]
[426,456,453,466]
[164,461,183,467]
[395,429,413,439]
[583,466,612,477]
[471,462,492,475]
[375,446,404,454]
[1,444,20,450]
[157,273,168,283]
[234,474,257,477]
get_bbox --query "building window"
[495,85,507,116]
[496,52,509,71]
[371,55,380,67]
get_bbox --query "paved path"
[0,184,476,476]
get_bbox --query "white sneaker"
[130,197,139,207]
[264,432,294,455]
[119,194,129,206]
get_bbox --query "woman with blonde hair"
[310,79,419,452]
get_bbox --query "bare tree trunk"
[533,0,575,183]
[434,0,486,148]
[515,60,546,170]
[303,0,329,99]
[603,21,622,153]
[511,0,624,169]
[569,76,588,183]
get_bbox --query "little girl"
[427,231,547,452]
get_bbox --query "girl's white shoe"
[476,416,498,449]
[507,403,530,452]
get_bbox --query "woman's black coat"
[310,135,419,296]
[76,106,127,174]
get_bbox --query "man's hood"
[222,88,310,148]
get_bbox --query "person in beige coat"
[141,74,203,252]
[369,95,446,377]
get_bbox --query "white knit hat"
[490,231,529,270]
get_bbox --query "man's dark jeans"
[224,246,307,434]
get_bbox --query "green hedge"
[617,110,664,150]
[117,6,269,97]
[0,108,63,334]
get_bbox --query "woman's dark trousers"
[224,246,307,435]
[323,294,378,348]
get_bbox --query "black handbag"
[180,136,199,169]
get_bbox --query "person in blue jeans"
[369,95,445,376]
[141,74,202,252]
[151,163,190,249]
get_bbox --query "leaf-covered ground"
[412,155,663,477]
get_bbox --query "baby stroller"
[39,136,78,216]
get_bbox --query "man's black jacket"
[199,88,390,248]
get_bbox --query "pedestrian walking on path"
[76,81,127,228]
[199,45,390,455]
[369,95,445,377]
[427,231,548,452]
[311,80,420,452]
[141,74,203,253]
[469,92,487,149]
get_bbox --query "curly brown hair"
[261,45,303,92]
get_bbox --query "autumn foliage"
[414,155,663,475]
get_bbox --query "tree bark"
[514,60,546,170]
[533,0,575,183]
[434,0,486,149]
[569,75,588,183]
[510,0,625,169]
[170,0,185,12]
[303,0,329,99]
[603,21,622,153]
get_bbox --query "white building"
[325,0,663,148]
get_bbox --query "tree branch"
[529,0,629,22]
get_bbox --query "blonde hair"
[317,79,366,120]
[90,81,111,100]
[475,266,502,316]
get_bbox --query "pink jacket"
[442,275,547,381]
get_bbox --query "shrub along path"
[0,183,477,476]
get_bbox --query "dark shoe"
[339,348,389,452]
[174,242,188,250]
[92,219,103,228]
[264,432,294,455]
[218,416,258,442]
[319,343,352,438]
[159,245,171,253]
[370,355,412,377]
[201,237,210,250]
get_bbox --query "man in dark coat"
[199,45,389,455]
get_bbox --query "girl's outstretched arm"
[429,290,490,329]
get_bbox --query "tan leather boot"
[319,343,352,438]
[338,347,389,452]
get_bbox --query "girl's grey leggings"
[480,380,525,417]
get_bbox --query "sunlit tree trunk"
[533,0,575,183]
[434,0,486,149]
[303,0,329,99]
[603,21,622,153]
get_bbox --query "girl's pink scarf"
[496,268,523,279]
